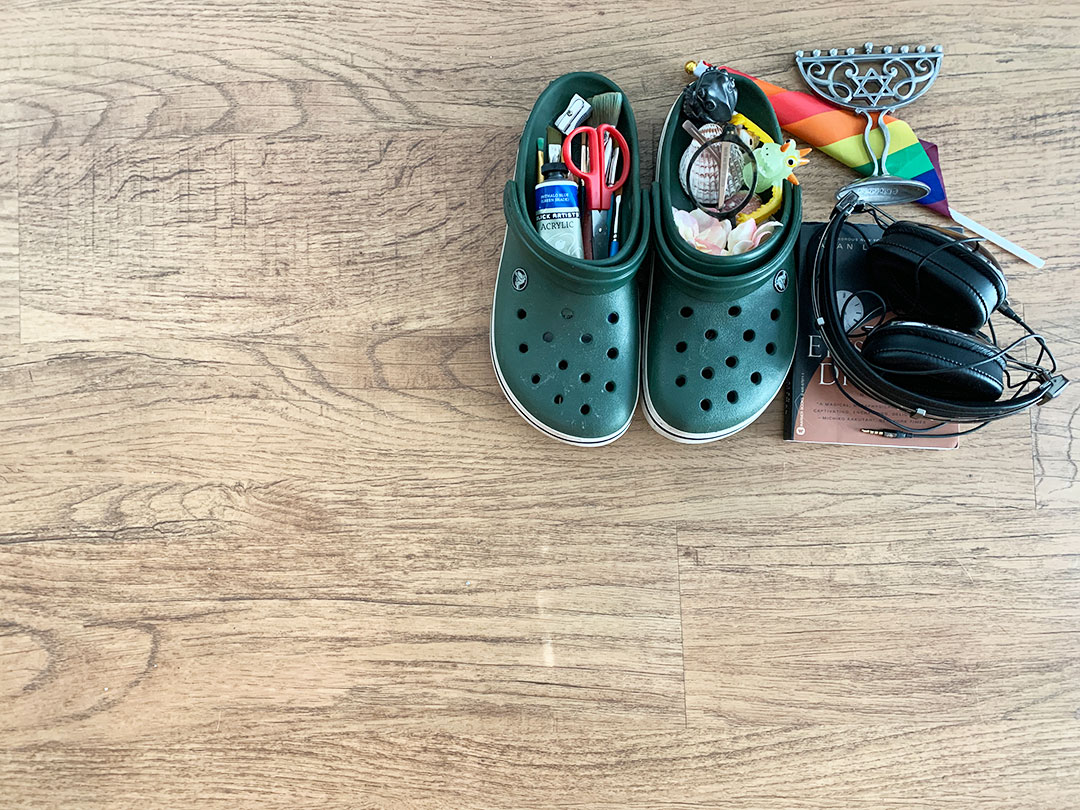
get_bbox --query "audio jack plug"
[861,428,914,439]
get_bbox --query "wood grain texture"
[679,513,1080,726]
[1,2,1079,808]
[0,148,17,346]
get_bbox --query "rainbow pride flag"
[725,66,950,218]
[717,65,1042,267]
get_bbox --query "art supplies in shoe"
[533,101,628,262]
[563,123,629,261]
[492,72,649,446]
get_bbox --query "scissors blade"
[591,209,610,258]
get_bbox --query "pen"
[609,193,622,257]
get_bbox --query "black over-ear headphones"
[811,191,1068,435]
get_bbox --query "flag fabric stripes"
[724,67,951,217]
[711,64,1041,266]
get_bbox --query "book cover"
[784,222,960,449]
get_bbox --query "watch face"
[836,290,865,332]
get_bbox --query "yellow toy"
[730,112,773,147]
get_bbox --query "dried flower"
[672,208,782,256]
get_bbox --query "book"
[784,222,960,449]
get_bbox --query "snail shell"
[678,123,745,206]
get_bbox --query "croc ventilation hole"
[517,309,527,320]
[519,343,529,353]
[663,305,774,413]
[538,308,626,422]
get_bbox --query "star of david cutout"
[851,68,893,106]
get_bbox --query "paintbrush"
[588,91,623,179]
[546,125,563,164]
[588,93,623,126]
[604,134,623,257]
[589,92,623,258]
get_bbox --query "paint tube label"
[535,180,584,259]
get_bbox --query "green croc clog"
[491,73,650,446]
[642,73,802,443]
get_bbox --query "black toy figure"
[683,67,738,125]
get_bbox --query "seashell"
[678,124,746,206]
[752,221,784,247]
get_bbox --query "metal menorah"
[795,42,943,204]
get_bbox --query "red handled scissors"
[562,123,630,258]
[562,124,629,211]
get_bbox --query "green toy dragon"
[738,139,811,224]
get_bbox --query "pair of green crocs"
[491,71,800,446]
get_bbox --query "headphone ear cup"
[867,221,1007,332]
[860,321,1006,402]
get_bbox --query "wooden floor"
[2,2,1079,807]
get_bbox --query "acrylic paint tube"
[534,162,584,259]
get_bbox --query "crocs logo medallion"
[773,269,788,293]
[512,267,528,291]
